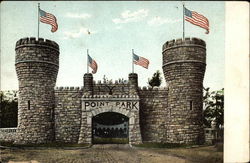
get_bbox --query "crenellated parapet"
[54,86,84,91]
[15,37,59,51]
[82,94,139,99]
[138,86,169,91]
[162,37,206,51]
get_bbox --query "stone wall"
[78,95,142,145]
[12,37,207,145]
[162,37,206,144]
[93,82,130,96]
[54,87,83,143]
[139,87,168,143]
[15,37,59,144]
[0,128,17,142]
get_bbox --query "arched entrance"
[92,112,129,144]
[78,96,142,145]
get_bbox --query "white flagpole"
[132,49,134,73]
[182,2,185,40]
[87,49,89,73]
[38,3,40,39]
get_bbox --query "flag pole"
[87,49,89,73]
[182,2,185,40]
[38,3,40,39]
[132,49,134,73]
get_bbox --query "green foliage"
[148,70,162,88]
[0,90,18,128]
[203,88,224,128]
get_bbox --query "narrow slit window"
[28,100,30,110]
[190,101,193,110]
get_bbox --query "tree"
[203,87,224,128]
[148,70,162,88]
[0,90,18,128]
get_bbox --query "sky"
[0,1,225,91]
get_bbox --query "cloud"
[148,16,181,26]
[115,26,122,30]
[63,27,96,39]
[65,12,91,19]
[112,9,149,24]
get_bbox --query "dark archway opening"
[92,112,129,144]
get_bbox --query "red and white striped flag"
[133,53,149,69]
[88,54,98,74]
[184,7,209,34]
[39,8,58,32]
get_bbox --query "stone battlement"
[93,80,128,85]
[13,36,206,145]
[82,94,139,99]
[55,86,84,91]
[15,37,59,51]
[138,86,168,91]
[162,37,206,51]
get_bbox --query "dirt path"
[1,144,192,163]
[81,144,186,163]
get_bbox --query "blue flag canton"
[39,9,47,17]
[88,55,93,64]
[133,53,140,61]
[184,8,192,18]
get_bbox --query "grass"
[160,146,223,163]
[133,142,223,163]
[0,144,223,163]
[134,142,189,148]
[0,141,90,148]
[93,137,128,144]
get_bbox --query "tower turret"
[162,38,206,144]
[128,73,138,95]
[83,73,93,96]
[15,37,59,144]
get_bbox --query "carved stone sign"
[84,101,139,110]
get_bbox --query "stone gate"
[11,37,206,145]
[78,95,142,144]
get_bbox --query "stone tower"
[162,38,206,144]
[83,73,94,96]
[128,73,138,95]
[15,37,59,144]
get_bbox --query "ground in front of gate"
[0,144,223,163]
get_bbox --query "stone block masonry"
[15,37,59,144]
[139,87,168,143]
[162,38,206,144]
[12,37,206,145]
[54,87,83,143]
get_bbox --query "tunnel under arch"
[92,112,129,144]
[78,98,142,145]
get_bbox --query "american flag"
[133,53,149,69]
[184,7,209,34]
[88,55,98,74]
[39,9,58,32]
